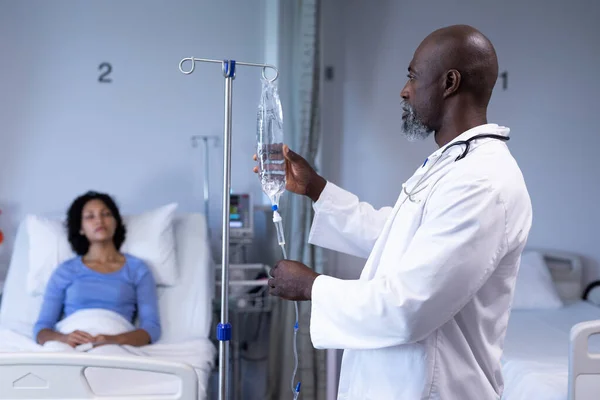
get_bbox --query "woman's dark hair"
[66,191,126,255]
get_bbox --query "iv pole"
[179,57,279,400]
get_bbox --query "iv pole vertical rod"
[219,64,234,400]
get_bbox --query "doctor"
[261,25,532,399]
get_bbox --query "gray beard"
[401,103,434,142]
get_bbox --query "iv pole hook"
[179,57,279,82]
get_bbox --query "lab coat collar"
[428,123,510,161]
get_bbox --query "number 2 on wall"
[98,62,112,83]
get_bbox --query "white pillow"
[120,203,179,285]
[26,203,179,296]
[512,251,563,310]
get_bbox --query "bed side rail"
[569,319,600,400]
[0,352,197,400]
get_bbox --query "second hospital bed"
[0,211,216,399]
[501,249,600,400]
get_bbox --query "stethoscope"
[402,134,510,203]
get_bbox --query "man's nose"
[400,85,409,100]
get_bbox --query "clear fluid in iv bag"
[258,142,286,205]
[256,78,286,206]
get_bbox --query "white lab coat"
[308,124,532,400]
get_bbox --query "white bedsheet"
[501,301,600,400]
[0,309,216,397]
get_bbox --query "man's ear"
[443,69,461,98]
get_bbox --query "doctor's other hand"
[268,259,320,301]
[253,144,327,202]
[61,330,94,347]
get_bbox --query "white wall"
[321,0,600,284]
[0,0,276,264]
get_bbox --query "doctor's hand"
[268,259,320,301]
[253,144,327,202]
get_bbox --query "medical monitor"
[229,193,254,241]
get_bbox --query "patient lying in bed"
[33,191,161,349]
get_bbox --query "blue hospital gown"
[33,254,161,343]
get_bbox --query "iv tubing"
[273,209,301,399]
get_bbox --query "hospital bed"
[501,249,600,400]
[0,212,216,399]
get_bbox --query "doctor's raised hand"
[253,144,326,202]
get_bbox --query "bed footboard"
[569,319,600,400]
[0,352,197,400]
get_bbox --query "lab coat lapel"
[358,151,456,281]
[358,161,432,281]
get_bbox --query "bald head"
[400,25,499,144]
[421,24,499,105]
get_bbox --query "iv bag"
[256,78,285,208]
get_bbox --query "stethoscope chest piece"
[402,183,425,204]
